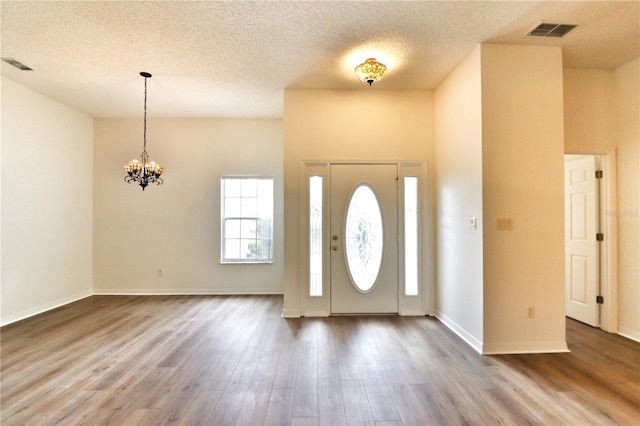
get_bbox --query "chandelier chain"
[143,76,148,153]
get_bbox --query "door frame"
[298,160,431,317]
[564,151,618,333]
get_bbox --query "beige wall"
[480,44,567,353]
[564,58,640,341]
[434,46,484,350]
[434,44,568,354]
[1,76,94,325]
[613,59,640,340]
[283,89,434,316]
[93,118,284,294]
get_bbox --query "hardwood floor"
[1,295,638,425]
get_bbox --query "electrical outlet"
[527,306,535,319]
[157,268,164,277]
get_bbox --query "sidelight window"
[404,176,419,295]
[309,176,323,296]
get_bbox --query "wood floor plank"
[364,383,402,423]
[291,416,319,426]
[2,296,639,425]
[272,320,300,389]
[207,358,259,425]
[318,359,347,426]
[341,379,376,425]
[292,321,319,418]
[263,387,295,425]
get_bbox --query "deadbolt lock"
[332,235,338,241]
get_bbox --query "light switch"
[468,216,477,230]
[497,218,513,231]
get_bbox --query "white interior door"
[330,164,398,314]
[564,155,599,326]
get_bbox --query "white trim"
[93,288,283,295]
[482,341,570,355]
[399,309,428,316]
[618,326,640,343]
[299,160,432,317]
[398,164,430,315]
[436,310,483,354]
[565,151,618,333]
[282,308,301,318]
[219,176,275,264]
[302,310,330,317]
[1,291,92,327]
[299,162,331,315]
[599,151,618,333]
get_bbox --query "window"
[404,176,419,295]
[345,184,384,293]
[309,176,323,296]
[221,177,274,263]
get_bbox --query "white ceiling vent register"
[527,23,577,38]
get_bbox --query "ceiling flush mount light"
[355,58,387,86]
[124,72,164,190]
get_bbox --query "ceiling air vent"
[527,23,577,38]
[1,58,33,71]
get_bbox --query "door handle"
[332,245,338,251]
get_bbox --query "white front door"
[564,155,599,326]
[330,164,398,314]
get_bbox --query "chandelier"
[124,72,164,190]
[354,58,387,86]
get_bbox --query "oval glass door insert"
[345,184,383,292]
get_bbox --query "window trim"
[220,176,274,264]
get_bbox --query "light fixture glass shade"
[354,58,387,86]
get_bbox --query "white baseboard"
[436,310,483,354]
[93,288,284,295]
[302,310,330,317]
[618,326,640,343]
[282,308,301,318]
[482,341,570,355]
[1,291,92,327]
[399,309,428,316]
[435,310,570,355]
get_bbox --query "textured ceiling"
[1,1,638,118]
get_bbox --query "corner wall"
[1,77,94,325]
[613,59,640,341]
[480,44,567,353]
[93,118,284,294]
[433,46,484,351]
[433,44,568,354]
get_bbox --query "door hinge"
[595,170,603,179]
[596,295,604,304]
[596,233,604,241]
